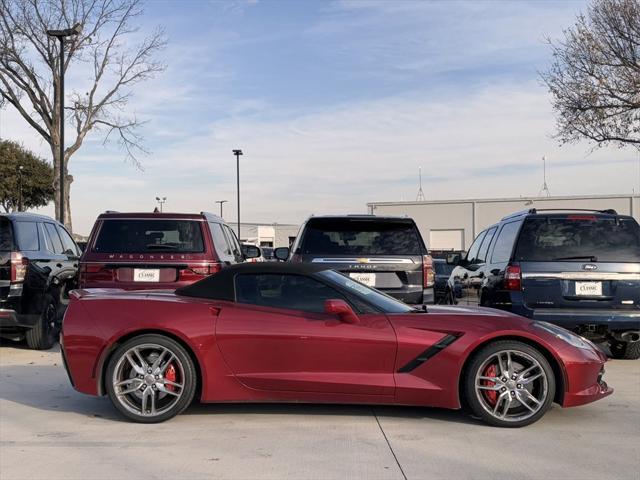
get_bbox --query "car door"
[42,223,71,282]
[453,230,487,305]
[469,226,497,306]
[55,224,81,288]
[215,273,397,396]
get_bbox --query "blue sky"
[2,0,639,234]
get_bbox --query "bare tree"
[542,0,640,151]
[0,0,165,231]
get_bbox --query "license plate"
[575,281,602,296]
[349,273,376,287]
[133,268,160,282]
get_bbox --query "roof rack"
[501,208,618,221]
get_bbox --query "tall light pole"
[17,165,24,212]
[215,200,228,218]
[232,149,243,239]
[155,196,166,212]
[46,23,82,226]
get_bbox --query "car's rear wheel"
[463,340,555,427]
[610,340,640,360]
[105,334,197,423]
[25,294,57,350]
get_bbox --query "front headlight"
[532,321,593,350]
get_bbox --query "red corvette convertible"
[61,263,612,427]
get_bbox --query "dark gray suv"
[274,215,434,304]
[1,213,80,349]
[445,208,640,359]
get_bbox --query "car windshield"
[298,218,424,255]
[434,261,454,275]
[514,216,640,263]
[93,219,205,253]
[318,270,414,313]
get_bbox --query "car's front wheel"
[105,334,197,423]
[463,340,555,427]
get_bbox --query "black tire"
[446,288,456,305]
[25,294,57,350]
[610,340,640,360]
[463,340,555,428]
[105,334,197,423]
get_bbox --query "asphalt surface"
[0,342,638,480]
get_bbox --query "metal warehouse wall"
[368,194,640,250]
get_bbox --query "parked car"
[1,212,80,349]
[445,208,640,359]
[273,215,434,304]
[433,258,460,304]
[261,246,275,261]
[61,262,612,426]
[79,211,260,290]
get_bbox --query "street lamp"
[215,200,228,218]
[155,196,166,212]
[232,149,243,239]
[46,22,82,226]
[17,165,24,212]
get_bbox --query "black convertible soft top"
[175,262,331,301]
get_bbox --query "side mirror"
[241,244,261,259]
[273,247,290,261]
[446,253,461,265]
[324,299,359,324]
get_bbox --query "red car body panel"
[61,290,612,410]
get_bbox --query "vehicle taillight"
[79,263,115,286]
[178,263,222,281]
[423,254,434,288]
[505,264,522,291]
[10,252,28,283]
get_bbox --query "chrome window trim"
[522,272,640,281]
[311,258,415,264]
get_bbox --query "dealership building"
[238,222,300,248]
[367,193,640,251]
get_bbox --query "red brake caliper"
[165,363,177,392]
[482,364,498,405]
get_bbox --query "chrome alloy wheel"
[111,343,185,418]
[474,349,548,423]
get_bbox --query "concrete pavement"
[0,342,638,480]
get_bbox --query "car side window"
[466,230,487,264]
[235,273,347,313]
[491,221,521,264]
[56,225,79,256]
[13,221,39,251]
[44,223,64,254]
[476,227,497,263]
[209,223,234,262]
[223,225,242,258]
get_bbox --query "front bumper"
[561,354,613,408]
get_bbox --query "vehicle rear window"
[93,220,204,253]
[298,219,424,255]
[0,218,14,251]
[514,216,640,263]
